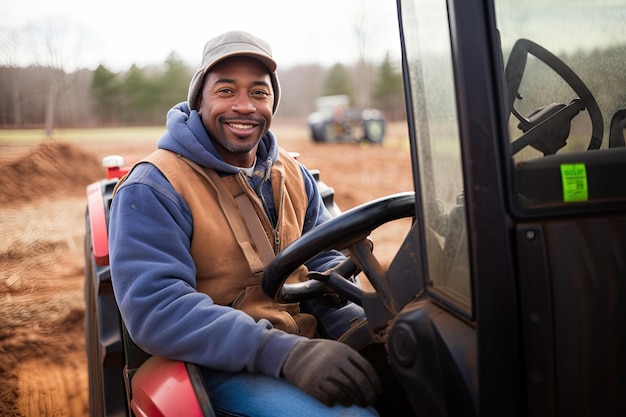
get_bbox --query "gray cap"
[187,30,281,114]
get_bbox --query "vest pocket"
[231,285,317,338]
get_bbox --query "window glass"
[400,0,471,313]
[495,0,626,210]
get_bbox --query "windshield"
[399,0,471,314]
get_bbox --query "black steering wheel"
[505,38,603,155]
[262,192,415,311]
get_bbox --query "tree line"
[0,52,405,130]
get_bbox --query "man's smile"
[228,122,255,130]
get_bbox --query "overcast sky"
[1,0,402,71]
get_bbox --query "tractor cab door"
[391,0,626,416]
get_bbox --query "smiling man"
[107,31,381,416]
[196,55,273,163]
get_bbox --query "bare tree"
[3,17,86,134]
[0,30,30,126]
[352,2,375,108]
[36,18,72,137]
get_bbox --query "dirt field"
[0,120,412,417]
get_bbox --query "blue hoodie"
[108,102,365,378]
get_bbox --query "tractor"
[307,95,386,143]
[84,0,626,415]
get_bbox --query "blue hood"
[157,102,279,176]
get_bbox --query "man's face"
[197,56,274,167]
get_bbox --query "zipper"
[273,230,280,253]
[260,158,284,254]
[271,160,286,254]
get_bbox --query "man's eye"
[252,90,269,96]
[218,88,234,94]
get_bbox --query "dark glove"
[281,339,382,407]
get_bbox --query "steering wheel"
[505,38,603,155]
[262,192,415,313]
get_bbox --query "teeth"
[229,123,253,129]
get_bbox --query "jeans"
[202,368,379,417]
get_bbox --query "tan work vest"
[121,148,317,337]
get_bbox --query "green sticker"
[560,163,588,202]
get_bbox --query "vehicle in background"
[307,94,386,143]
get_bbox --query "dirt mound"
[0,141,103,205]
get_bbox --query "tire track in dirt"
[1,198,91,417]
[17,358,88,417]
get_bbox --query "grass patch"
[0,126,165,144]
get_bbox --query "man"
[108,30,382,416]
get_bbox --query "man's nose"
[232,93,255,113]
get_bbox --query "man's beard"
[214,117,266,154]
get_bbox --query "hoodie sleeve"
[108,163,303,377]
